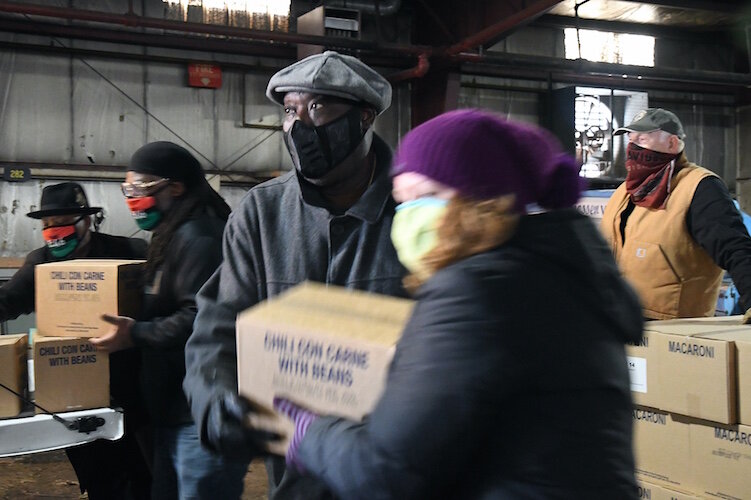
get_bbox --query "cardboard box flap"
[698,330,751,343]
[239,282,414,345]
[645,317,751,336]
[41,259,146,267]
[271,282,413,324]
[0,334,27,347]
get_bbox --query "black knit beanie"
[128,141,205,188]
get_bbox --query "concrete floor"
[0,451,269,499]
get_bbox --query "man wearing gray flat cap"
[184,51,407,499]
[602,107,751,322]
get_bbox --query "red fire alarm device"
[188,63,222,89]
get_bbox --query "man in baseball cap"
[602,108,751,321]
[613,107,685,139]
[184,51,407,499]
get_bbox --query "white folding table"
[0,407,124,458]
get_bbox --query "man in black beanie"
[91,141,249,499]
[0,181,151,500]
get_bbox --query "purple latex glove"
[273,396,319,472]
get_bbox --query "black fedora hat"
[26,182,102,219]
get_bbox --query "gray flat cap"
[266,51,392,114]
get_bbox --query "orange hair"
[403,194,520,292]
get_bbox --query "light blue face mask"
[390,197,448,278]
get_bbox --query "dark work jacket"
[184,135,406,499]
[0,232,147,420]
[131,209,226,426]
[300,209,642,500]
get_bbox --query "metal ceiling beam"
[0,17,296,60]
[0,0,428,56]
[615,0,746,14]
[535,14,732,39]
[0,17,414,72]
[445,0,563,55]
[0,37,286,74]
[459,51,751,95]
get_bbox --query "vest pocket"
[620,239,682,318]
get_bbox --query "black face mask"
[284,106,365,179]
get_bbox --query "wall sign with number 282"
[3,166,30,182]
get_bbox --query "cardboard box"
[690,421,751,499]
[632,406,694,491]
[648,315,749,334]
[737,337,751,427]
[698,330,751,426]
[644,317,751,424]
[626,330,661,408]
[0,334,28,418]
[35,259,144,337]
[236,282,413,454]
[33,336,109,413]
[636,478,703,499]
[653,331,736,424]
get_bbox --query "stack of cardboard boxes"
[30,259,143,414]
[627,316,751,499]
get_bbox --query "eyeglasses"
[121,178,170,198]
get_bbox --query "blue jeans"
[152,422,249,500]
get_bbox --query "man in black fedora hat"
[0,181,152,500]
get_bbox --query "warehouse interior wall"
[0,0,747,257]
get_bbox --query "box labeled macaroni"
[632,406,694,491]
[644,317,751,424]
[236,282,413,455]
[35,259,144,338]
[689,421,751,499]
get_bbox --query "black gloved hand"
[204,391,279,460]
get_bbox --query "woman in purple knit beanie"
[275,109,643,499]
[392,108,584,211]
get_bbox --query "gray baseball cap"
[266,51,392,114]
[614,108,686,139]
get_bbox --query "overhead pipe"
[387,0,564,83]
[0,16,295,60]
[323,0,401,16]
[458,52,751,96]
[0,1,428,56]
[456,51,751,87]
[387,52,430,83]
[444,0,563,56]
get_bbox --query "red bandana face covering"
[625,142,680,209]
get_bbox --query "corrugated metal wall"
[0,2,743,257]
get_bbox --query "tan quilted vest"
[601,159,723,319]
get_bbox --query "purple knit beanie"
[392,109,584,211]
